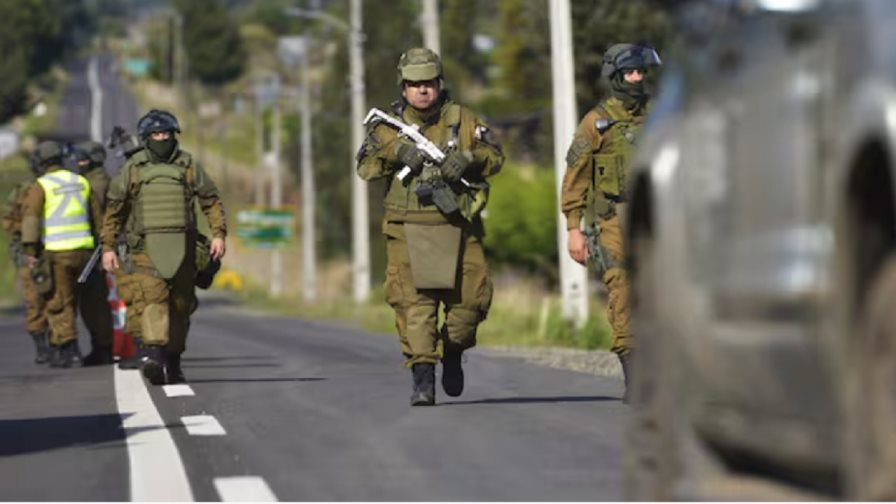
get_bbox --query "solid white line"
[163,384,196,397]
[88,56,103,142]
[114,367,195,501]
[214,476,278,502]
[180,415,227,436]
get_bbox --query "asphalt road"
[0,56,629,501]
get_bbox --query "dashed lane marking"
[181,415,227,436]
[164,384,196,397]
[114,367,195,501]
[214,476,278,502]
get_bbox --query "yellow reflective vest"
[36,170,94,251]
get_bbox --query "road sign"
[236,208,294,248]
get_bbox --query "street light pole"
[420,0,440,54]
[270,74,284,297]
[549,0,588,326]
[349,0,370,303]
[299,47,316,302]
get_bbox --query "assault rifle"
[77,245,103,284]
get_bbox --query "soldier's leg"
[20,267,49,363]
[46,251,89,367]
[165,258,197,383]
[442,235,494,396]
[80,271,115,365]
[130,253,172,384]
[598,214,633,401]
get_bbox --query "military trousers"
[18,266,47,334]
[44,249,91,345]
[123,251,196,355]
[79,269,114,347]
[113,268,143,340]
[383,222,494,367]
[597,214,632,355]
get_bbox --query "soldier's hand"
[24,255,38,269]
[440,150,472,182]
[395,141,426,175]
[568,228,589,265]
[102,251,119,273]
[210,237,226,261]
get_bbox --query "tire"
[845,256,896,499]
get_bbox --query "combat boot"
[117,339,146,370]
[410,363,436,406]
[618,351,632,404]
[51,340,76,368]
[70,340,83,366]
[142,346,167,385]
[441,346,465,397]
[48,345,63,367]
[29,330,50,364]
[165,353,186,384]
[82,345,114,367]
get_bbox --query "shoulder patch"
[565,134,592,167]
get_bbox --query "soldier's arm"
[101,170,130,253]
[89,189,103,242]
[468,115,504,179]
[20,184,44,256]
[192,162,227,239]
[1,187,20,235]
[356,123,401,181]
[561,110,603,230]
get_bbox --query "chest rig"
[590,98,644,220]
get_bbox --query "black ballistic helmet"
[136,109,181,139]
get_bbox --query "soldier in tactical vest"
[2,149,51,364]
[561,43,661,402]
[357,48,504,406]
[20,140,104,367]
[100,110,227,385]
[72,142,115,366]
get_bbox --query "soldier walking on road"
[100,110,227,385]
[561,44,661,402]
[20,141,103,368]
[357,48,504,406]
[2,150,51,364]
[73,142,115,366]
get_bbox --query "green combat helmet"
[396,47,443,84]
[75,141,107,167]
[34,140,63,168]
[601,43,662,80]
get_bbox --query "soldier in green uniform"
[357,48,504,406]
[72,142,115,365]
[20,141,103,367]
[100,110,227,385]
[2,150,50,364]
[561,44,661,402]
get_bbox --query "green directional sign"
[236,208,294,248]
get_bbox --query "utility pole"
[549,0,588,326]
[420,0,440,54]
[349,0,370,303]
[270,74,283,297]
[299,43,316,302]
[254,80,266,207]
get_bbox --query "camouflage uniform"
[101,111,226,385]
[2,173,50,362]
[357,48,503,405]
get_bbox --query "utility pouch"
[595,153,624,199]
[31,254,53,295]
[404,223,462,289]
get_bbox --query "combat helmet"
[136,109,181,139]
[75,140,106,166]
[601,43,662,80]
[396,47,443,85]
[33,140,63,168]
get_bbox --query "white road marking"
[88,56,102,142]
[163,384,196,397]
[114,367,195,501]
[214,476,278,502]
[181,415,227,436]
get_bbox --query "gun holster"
[31,254,53,296]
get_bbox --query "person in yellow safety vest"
[20,141,103,368]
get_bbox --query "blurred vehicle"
[623,0,896,499]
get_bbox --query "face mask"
[146,137,177,161]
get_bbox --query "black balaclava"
[145,136,178,162]
[610,70,648,110]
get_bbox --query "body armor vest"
[590,97,645,219]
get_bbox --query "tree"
[174,0,247,86]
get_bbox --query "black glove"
[396,141,427,175]
[440,150,471,182]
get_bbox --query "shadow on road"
[184,363,281,369]
[0,413,127,456]
[182,355,273,362]
[185,377,325,384]
[442,395,620,406]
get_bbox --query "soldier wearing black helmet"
[561,43,661,402]
[71,141,116,366]
[100,109,227,385]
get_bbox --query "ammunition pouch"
[31,254,53,296]
[194,234,221,290]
